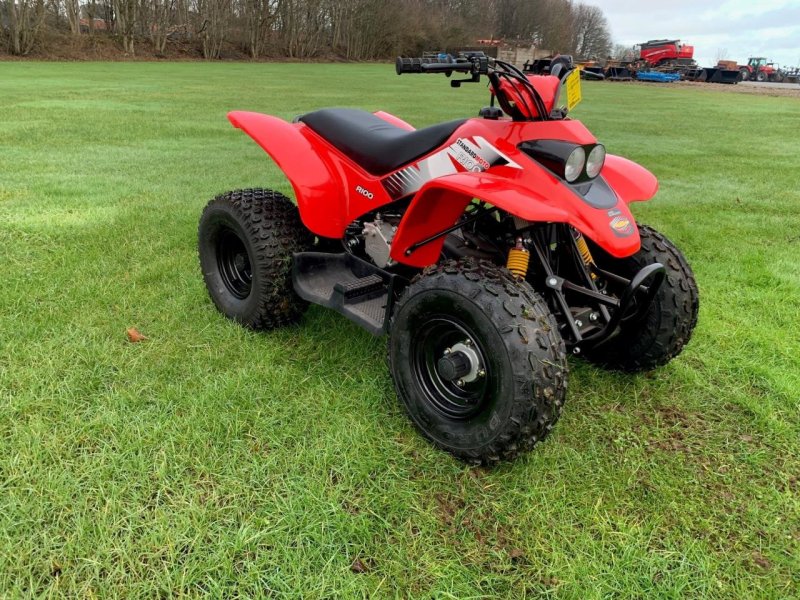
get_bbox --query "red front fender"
[390,169,643,268]
[602,154,658,204]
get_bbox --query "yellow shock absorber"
[572,229,597,279]
[506,238,530,279]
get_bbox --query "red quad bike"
[198,52,699,465]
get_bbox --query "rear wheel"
[584,225,699,372]
[198,188,313,330]
[756,71,767,82]
[388,259,568,465]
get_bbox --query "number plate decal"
[566,69,582,111]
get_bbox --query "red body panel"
[228,111,346,236]
[496,75,561,119]
[389,155,644,266]
[373,111,415,131]
[640,41,694,66]
[601,155,658,203]
[229,110,659,266]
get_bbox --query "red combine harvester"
[604,39,698,80]
[605,39,740,84]
[638,39,696,70]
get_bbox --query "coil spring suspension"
[572,229,597,279]
[506,237,530,279]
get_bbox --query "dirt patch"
[601,80,800,99]
[676,81,800,99]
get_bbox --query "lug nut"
[572,346,581,355]
[443,348,451,355]
[575,319,583,328]
[548,277,558,287]
[589,312,599,322]
[477,369,486,378]
[456,379,465,387]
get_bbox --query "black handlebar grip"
[396,56,465,75]
[396,57,422,74]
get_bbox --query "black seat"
[299,108,465,176]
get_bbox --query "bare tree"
[63,0,80,35]
[144,0,173,53]
[239,0,275,58]
[571,3,610,58]
[194,0,232,58]
[274,0,326,58]
[2,0,617,62]
[611,43,636,61]
[113,0,137,53]
[3,0,48,54]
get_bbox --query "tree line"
[1,0,612,60]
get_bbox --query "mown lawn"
[0,62,798,598]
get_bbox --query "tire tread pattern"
[389,258,569,466]
[199,188,313,330]
[589,224,699,372]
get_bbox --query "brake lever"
[450,73,482,87]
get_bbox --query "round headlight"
[564,147,586,183]
[586,144,606,179]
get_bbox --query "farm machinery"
[684,60,742,84]
[606,39,699,79]
[602,40,739,84]
[738,57,783,82]
[784,67,800,84]
[636,39,696,72]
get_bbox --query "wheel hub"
[216,227,253,300]
[437,350,471,383]
[412,320,491,419]
[437,341,483,386]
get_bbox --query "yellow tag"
[565,68,582,111]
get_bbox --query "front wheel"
[388,259,568,465]
[584,225,699,372]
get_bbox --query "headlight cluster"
[519,140,606,184]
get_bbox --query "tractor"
[739,57,782,82]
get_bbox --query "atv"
[198,52,699,465]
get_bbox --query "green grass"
[0,62,798,598]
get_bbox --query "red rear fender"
[228,111,345,236]
[373,111,415,131]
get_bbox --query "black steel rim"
[411,316,490,420]
[216,226,253,299]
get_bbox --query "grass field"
[1,62,799,598]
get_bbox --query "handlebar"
[395,56,489,75]
[394,52,559,122]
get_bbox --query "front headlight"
[585,144,606,179]
[564,147,586,183]
[518,140,605,184]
